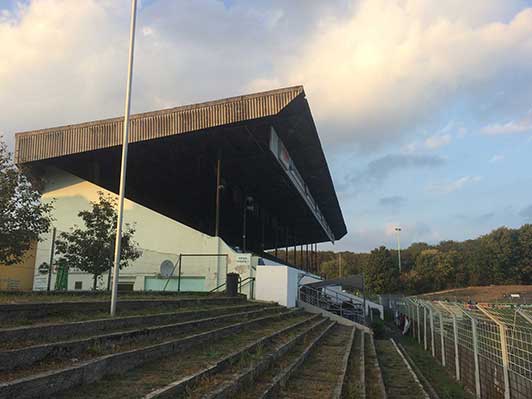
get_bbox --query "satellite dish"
[160,260,174,278]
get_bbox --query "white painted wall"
[255,265,300,308]
[33,167,252,293]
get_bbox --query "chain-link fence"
[396,298,532,399]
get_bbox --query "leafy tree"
[517,224,532,284]
[320,258,339,279]
[0,137,52,265]
[412,249,456,292]
[55,192,142,290]
[365,246,399,294]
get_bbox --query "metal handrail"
[239,277,255,298]
[299,284,364,324]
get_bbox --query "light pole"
[242,196,254,252]
[395,227,402,273]
[110,0,137,316]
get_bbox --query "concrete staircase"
[0,296,387,399]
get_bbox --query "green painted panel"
[144,276,206,292]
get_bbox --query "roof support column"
[285,227,289,264]
[214,150,222,237]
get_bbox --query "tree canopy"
[311,224,532,295]
[55,191,142,289]
[0,137,52,265]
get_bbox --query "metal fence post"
[440,312,446,367]
[471,317,481,399]
[430,308,435,357]
[417,304,421,344]
[177,254,182,292]
[477,306,510,399]
[408,303,414,339]
[452,315,460,380]
[424,305,428,350]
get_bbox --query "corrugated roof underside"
[15,86,303,164]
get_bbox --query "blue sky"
[1,0,532,251]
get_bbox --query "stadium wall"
[32,167,253,293]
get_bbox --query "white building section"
[33,167,254,295]
[255,265,300,308]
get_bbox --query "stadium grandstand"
[14,86,346,294]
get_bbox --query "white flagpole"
[110,0,137,316]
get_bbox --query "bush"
[371,318,385,339]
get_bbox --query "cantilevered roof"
[15,86,347,249]
[15,87,304,164]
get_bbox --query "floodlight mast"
[395,227,402,273]
[110,0,137,316]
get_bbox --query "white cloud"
[269,1,532,149]
[1,0,532,154]
[424,134,452,149]
[489,154,505,163]
[428,176,482,194]
[481,111,532,135]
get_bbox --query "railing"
[396,298,532,399]
[298,284,365,324]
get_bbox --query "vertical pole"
[395,227,402,273]
[452,316,460,380]
[47,227,56,292]
[293,233,296,266]
[362,273,366,324]
[177,254,182,292]
[440,312,446,367]
[471,317,481,399]
[477,305,510,399]
[417,304,421,344]
[424,306,428,350]
[214,152,221,237]
[274,226,278,257]
[499,324,511,399]
[110,0,137,317]
[285,227,289,263]
[430,309,435,357]
[242,200,247,252]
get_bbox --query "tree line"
[314,225,532,295]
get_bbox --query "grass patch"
[52,314,312,399]
[374,339,425,399]
[0,290,220,304]
[399,335,475,399]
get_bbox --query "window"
[74,281,82,290]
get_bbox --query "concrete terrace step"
[364,334,387,399]
[51,309,308,399]
[144,313,325,398]
[0,307,298,399]
[230,320,335,398]
[343,329,366,399]
[275,324,354,399]
[0,296,246,324]
[374,339,428,399]
[190,317,332,399]
[0,306,282,373]
[0,303,273,350]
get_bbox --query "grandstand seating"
[0,295,386,399]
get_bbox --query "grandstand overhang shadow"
[15,86,347,254]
